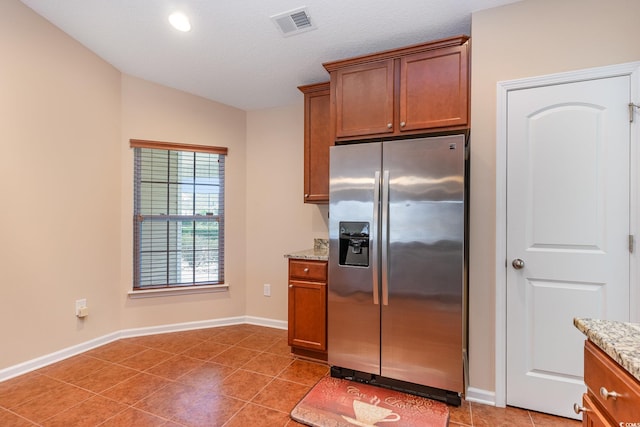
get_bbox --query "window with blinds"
[131,140,227,290]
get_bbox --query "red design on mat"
[291,376,450,427]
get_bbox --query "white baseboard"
[465,387,497,407]
[244,316,287,330]
[0,316,286,383]
[0,332,121,383]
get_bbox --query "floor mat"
[290,376,450,426]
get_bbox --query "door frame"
[495,61,640,408]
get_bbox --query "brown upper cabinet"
[323,35,470,142]
[298,82,331,204]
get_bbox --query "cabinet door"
[582,394,613,427]
[288,280,327,351]
[334,59,394,139]
[303,85,331,203]
[399,44,468,131]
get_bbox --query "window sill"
[128,284,229,299]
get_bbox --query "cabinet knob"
[600,387,621,400]
[304,194,309,198]
[303,267,309,273]
[387,123,392,129]
[573,403,590,414]
[400,121,406,127]
[289,284,293,288]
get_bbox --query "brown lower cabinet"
[576,340,640,426]
[287,258,327,361]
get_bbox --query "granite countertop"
[574,317,640,382]
[284,238,329,261]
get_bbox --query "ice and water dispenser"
[338,222,370,267]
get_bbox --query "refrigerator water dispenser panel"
[339,222,369,267]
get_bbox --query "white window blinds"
[132,140,226,289]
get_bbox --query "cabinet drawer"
[582,393,614,427]
[289,259,327,281]
[584,340,640,423]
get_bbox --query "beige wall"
[0,0,249,371]
[469,0,640,393]
[119,76,248,329]
[245,105,329,321]
[0,0,122,368]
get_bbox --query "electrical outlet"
[263,284,271,297]
[75,299,87,317]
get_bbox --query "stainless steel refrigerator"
[328,135,468,405]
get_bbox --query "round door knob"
[600,387,621,400]
[512,259,525,269]
[573,403,590,414]
[400,121,406,127]
[387,123,392,129]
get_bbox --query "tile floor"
[0,324,581,426]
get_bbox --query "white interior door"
[505,76,631,418]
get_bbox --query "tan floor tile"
[177,362,236,390]
[184,327,225,340]
[225,403,290,427]
[100,407,170,426]
[12,381,93,423]
[71,363,138,393]
[264,338,294,357]
[0,374,63,409]
[471,403,534,427]
[119,348,173,371]
[145,354,204,380]
[38,355,110,383]
[172,392,245,427]
[210,329,255,345]
[242,352,294,376]
[2,325,582,426]
[277,360,329,386]
[0,407,38,426]
[220,369,273,401]
[101,372,172,405]
[41,395,127,427]
[448,399,472,425]
[134,382,197,420]
[135,381,244,427]
[209,346,261,368]
[252,378,311,413]
[236,333,279,351]
[140,332,204,354]
[529,410,581,426]
[256,327,288,338]
[180,340,231,361]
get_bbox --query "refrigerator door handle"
[381,169,390,306]
[372,171,381,305]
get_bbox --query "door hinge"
[630,234,634,253]
[630,103,640,123]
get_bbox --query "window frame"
[129,139,228,296]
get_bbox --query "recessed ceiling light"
[169,12,191,32]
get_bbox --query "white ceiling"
[20,0,520,111]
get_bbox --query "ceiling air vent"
[271,7,317,37]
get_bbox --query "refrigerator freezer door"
[380,135,466,393]
[328,142,382,375]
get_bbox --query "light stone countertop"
[574,317,640,382]
[284,238,329,261]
